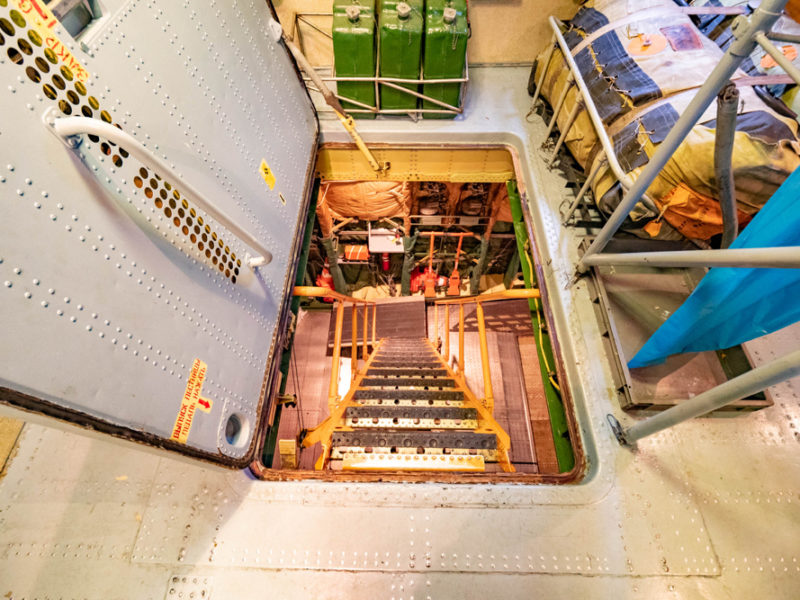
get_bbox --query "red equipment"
[447,233,465,296]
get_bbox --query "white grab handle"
[50,116,272,267]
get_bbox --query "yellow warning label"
[259,159,276,191]
[12,0,90,83]
[170,359,214,444]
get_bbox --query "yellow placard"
[170,359,213,444]
[12,0,90,82]
[259,159,276,191]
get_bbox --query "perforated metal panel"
[0,0,318,466]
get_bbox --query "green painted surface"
[508,180,576,473]
[422,0,467,119]
[379,0,423,111]
[262,181,320,468]
[333,0,376,118]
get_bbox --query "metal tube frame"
[714,82,740,249]
[329,301,345,411]
[444,304,450,363]
[542,76,574,140]
[549,99,584,167]
[582,247,800,269]
[458,304,465,375]
[433,289,542,413]
[293,12,468,118]
[475,302,494,412]
[351,304,358,379]
[610,349,800,445]
[573,0,796,274]
[546,19,654,210]
[293,287,377,408]
[562,152,607,223]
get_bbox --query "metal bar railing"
[475,301,494,412]
[329,301,345,412]
[574,0,793,274]
[582,247,800,269]
[545,19,656,211]
[433,288,541,412]
[50,116,273,267]
[362,301,369,361]
[293,286,378,409]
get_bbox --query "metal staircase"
[330,337,503,472]
[293,286,541,473]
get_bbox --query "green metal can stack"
[422,0,468,119]
[379,0,423,112]
[332,0,377,119]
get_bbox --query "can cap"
[397,2,412,19]
[443,7,457,23]
[345,5,361,21]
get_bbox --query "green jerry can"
[333,0,376,119]
[423,0,468,119]
[379,0,423,112]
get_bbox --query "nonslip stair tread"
[345,405,478,420]
[360,377,457,388]
[332,430,497,449]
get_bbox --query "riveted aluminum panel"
[0,0,317,466]
[0,66,800,598]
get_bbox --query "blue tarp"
[629,167,800,368]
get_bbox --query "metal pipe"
[380,80,462,112]
[444,304,450,363]
[765,31,800,44]
[371,302,377,345]
[620,348,800,444]
[582,247,800,269]
[531,36,556,109]
[321,74,469,84]
[362,302,368,361]
[543,76,574,140]
[714,82,740,249]
[458,304,465,375]
[315,107,458,115]
[576,1,786,272]
[50,117,272,267]
[351,303,358,378]
[563,153,607,223]
[475,301,494,413]
[434,303,439,345]
[329,301,345,409]
[434,287,542,306]
[548,17,652,209]
[282,34,388,174]
[549,100,583,166]
[756,31,800,85]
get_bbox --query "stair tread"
[346,406,477,419]
[354,389,465,400]
[366,368,448,377]
[361,377,457,388]
[332,430,497,450]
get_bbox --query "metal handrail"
[574,0,798,273]
[293,286,378,409]
[49,116,272,267]
[545,17,656,212]
[432,288,541,412]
